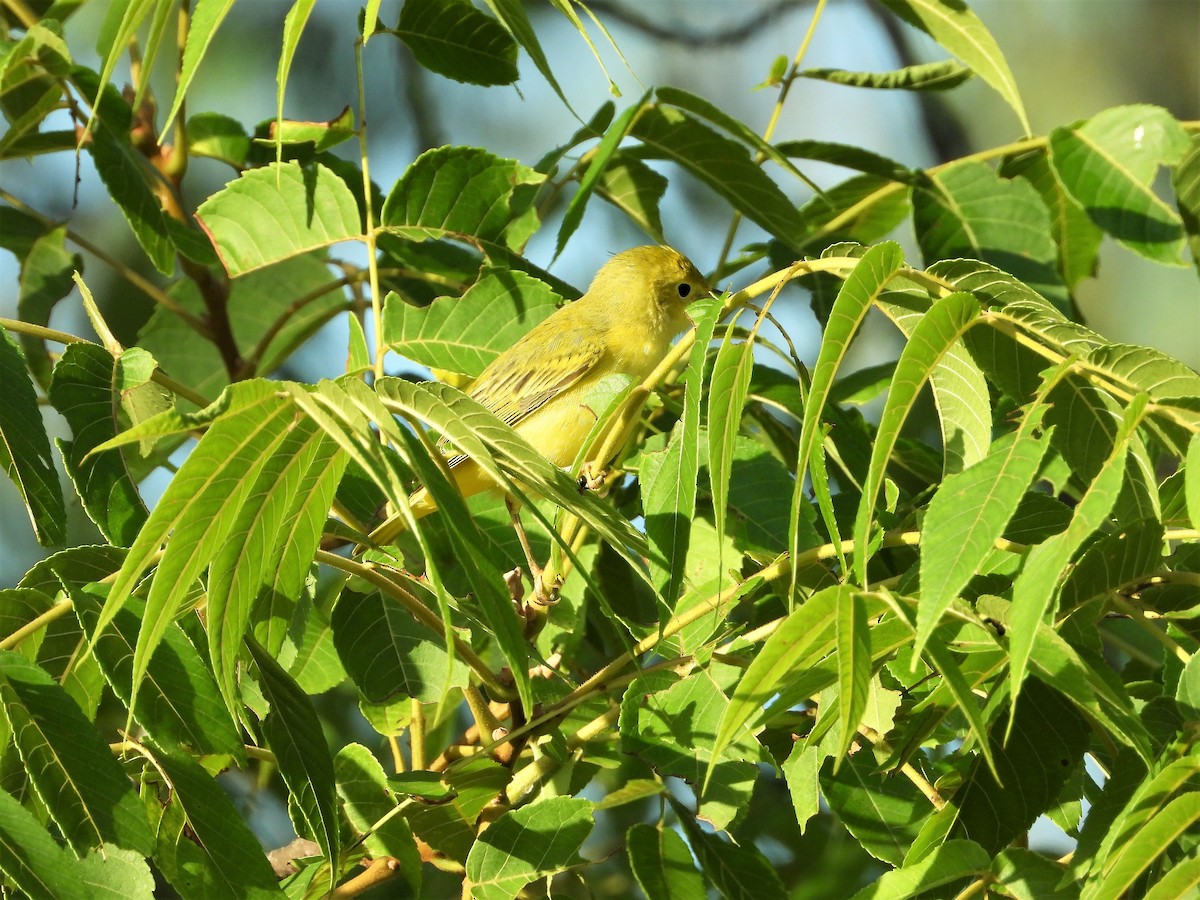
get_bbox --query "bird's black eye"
[677,283,691,298]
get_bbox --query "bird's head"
[588,245,713,335]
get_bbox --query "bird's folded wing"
[444,325,604,467]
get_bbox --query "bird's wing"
[444,322,604,467]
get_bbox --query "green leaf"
[791,242,904,594]
[913,161,1066,307]
[626,823,706,900]
[382,268,562,377]
[710,585,847,766]
[799,59,972,91]
[875,0,1029,132]
[1002,148,1102,292]
[0,650,153,856]
[47,343,149,547]
[782,741,821,835]
[1188,433,1200,531]
[393,0,519,84]
[853,291,980,585]
[1174,133,1200,276]
[629,105,808,248]
[273,0,319,169]
[332,589,469,704]
[70,845,156,899]
[0,787,75,898]
[672,799,786,900]
[196,161,363,276]
[0,330,65,547]
[921,679,1087,858]
[1027,625,1150,761]
[991,848,1078,900]
[94,385,294,707]
[333,744,421,891]
[917,417,1052,655]
[1049,105,1191,264]
[777,140,916,184]
[186,111,251,166]
[86,121,176,274]
[642,295,721,607]
[72,589,243,759]
[1008,395,1145,706]
[623,668,759,831]
[405,756,510,862]
[380,146,544,252]
[850,839,989,900]
[594,153,667,241]
[822,754,929,867]
[206,412,346,710]
[159,0,238,138]
[1142,855,1200,900]
[1090,792,1200,900]
[876,287,992,475]
[464,796,593,900]
[707,324,754,563]
[246,640,340,885]
[17,225,80,388]
[151,746,284,898]
[834,591,872,764]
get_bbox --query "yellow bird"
[369,245,712,545]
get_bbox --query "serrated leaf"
[672,799,786,900]
[86,120,176,274]
[834,592,872,764]
[1049,104,1190,265]
[0,330,64,547]
[1008,396,1146,707]
[710,585,847,767]
[394,0,519,85]
[1089,792,1200,900]
[875,0,1029,132]
[73,589,242,759]
[853,291,980,584]
[383,269,562,377]
[821,754,928,867]
[93,384,293,707]
[850,839,989,900]
[151,746,284,898]
[246,640,340,886]
[707,325,754,566]
[464,796,593,900]
[381,146,544,252]
[205,413,346,711]
[595,152,667,241]
[333,744,421,891]
[799,59,972,91]
[17,226,80,388]
[914,161,1066,307]
[196,161,362,276]
[917,420,1052,655]
[48,343,149,546]
[0,650,152,856]
[0,786,75,898]
[643,295,721,609]
[332,588,469,704]
[876,288,992,475]
[790,242,904,594]
[480,0,572,110]
[626,823,706,900]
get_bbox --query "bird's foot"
[577,462,611,496]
